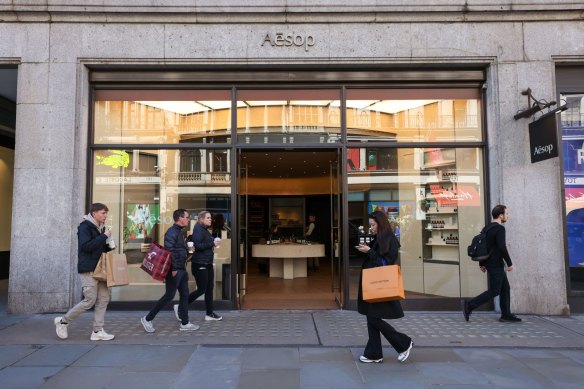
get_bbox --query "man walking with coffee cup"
[54,203,115,341]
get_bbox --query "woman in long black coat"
[356,211,413,363]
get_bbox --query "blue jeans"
[468,267,511,317]
[146,269,190,325]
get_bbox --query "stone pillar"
[490,61,568,315]
[8,57,88,314]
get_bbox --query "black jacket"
[77,220,110,274]
[191,223,215,266]
[164,223,188,271]
[479,222,513,269]
[357,232,404,320]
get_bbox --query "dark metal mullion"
[90,143,233,150]
[230,86,238,306]
[340,87,350,309]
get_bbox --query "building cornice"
[0,1,583,23]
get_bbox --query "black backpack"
[467,224,497,261]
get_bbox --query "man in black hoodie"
[462,204,522,323]
[54,203,115,341]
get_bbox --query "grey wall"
[1,3,579,314]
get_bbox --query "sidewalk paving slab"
[0,310,583,388]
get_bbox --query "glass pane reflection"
[92,148,232,301]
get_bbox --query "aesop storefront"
[4,2,575,315]
[89,68,488,310]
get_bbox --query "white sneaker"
[173,304,181,322]
[205,312,223,321]
[359,355,382,363]
[54,317,68,339]
[179,322,200,331]
[141,316,155,333]
[90,329,115,341]
[398,341,414,362]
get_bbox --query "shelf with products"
[421,148,460,264]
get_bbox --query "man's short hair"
[90,203,109,214]
[492,204,507,219]
[173,209,188,222]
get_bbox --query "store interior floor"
[242,258,338,310]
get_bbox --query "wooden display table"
[251,243,325,279]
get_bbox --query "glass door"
[331,149,343,307]
[236,150,248,308]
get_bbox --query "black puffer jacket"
[164,223,188,271]
[191,223,215,266]
[77,220,110,273]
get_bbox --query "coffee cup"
[214,237,221,248]
[108,239,116,249]
[187,241,194,253]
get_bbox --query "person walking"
[141,209,199,333]
[462,205,521,323]
[305,214,320,271]
[54,203,116,341]
[356,211,413,363]
[175,210,222,322]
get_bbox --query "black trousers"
[146,269,190,325]
[188,263,215,315]
[467,267,511,317]
[363,316,411,359]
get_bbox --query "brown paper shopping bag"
[92,253,108,282]
[362,265,405,303]
[105,253,129,287]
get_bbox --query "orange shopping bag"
[362,265,405,302]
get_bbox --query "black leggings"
[188,263,214,315]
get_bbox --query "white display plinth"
[251,243,325,280]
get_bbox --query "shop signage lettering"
[262,33,315,52]
[578,148,584,164]
[533,144,554,156]
[528,113,559,163]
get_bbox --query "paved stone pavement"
[0,310,583,388]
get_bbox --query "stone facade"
[2,1,582,314]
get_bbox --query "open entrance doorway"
[237,149,342,309]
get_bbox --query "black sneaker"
[461,299,471,322]
[499,315,522,323]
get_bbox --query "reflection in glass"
[92,149,232,301]
[236,90,341,144]
[346,89,482,143]
[93,90,232,144]
[561,94,584,291]
[347,147,486,300]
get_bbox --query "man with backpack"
[462,205,522,323]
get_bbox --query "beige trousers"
[64,272,111,332]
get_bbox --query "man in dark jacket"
[462,204,521,323]
[141,209,199,332]
[54,203,115,341]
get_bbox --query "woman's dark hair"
[369,210,396,257]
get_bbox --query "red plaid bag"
[140,243,171,281]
